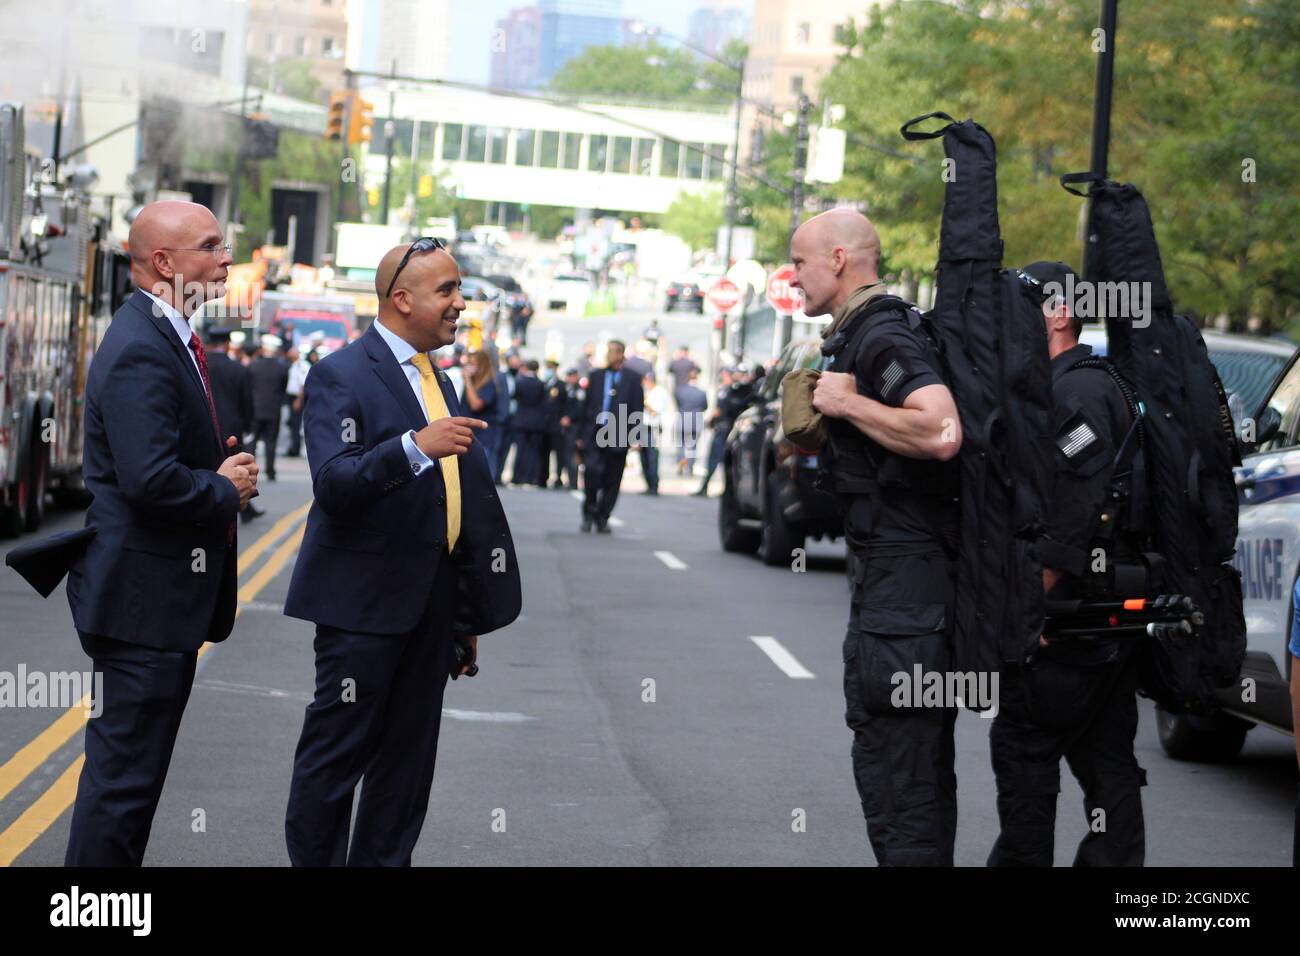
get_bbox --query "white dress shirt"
[371,318,439,476]
[141,290,202,378]
[287,357,311,397]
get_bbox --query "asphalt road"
[0,305,1295,867]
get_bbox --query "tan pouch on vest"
[781,368,828,451]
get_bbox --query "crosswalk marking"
[654,551,688,570]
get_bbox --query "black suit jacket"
[63,289,240,651]
[511,375,548,433]
[248,355,288,421]
[208,351,253,453]
[581,366,644,450]
[283,323,521,638]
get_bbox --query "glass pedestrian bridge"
[358,84,734,214]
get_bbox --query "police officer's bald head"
[789,208,883,317]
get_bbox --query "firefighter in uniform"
[988,261,1149,867]
[796,209,964,866]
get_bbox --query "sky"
[447,0,751,85]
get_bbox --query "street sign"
[706,277,741,313]
[766,264,801,315]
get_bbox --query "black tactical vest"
[818,295,959,500]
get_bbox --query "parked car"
[1147,340,1299,761]
[487,273,534,318]
[664,274,707,313]
[719,338,843,565]
[545,271,594,311]
[1078,325,1294,420]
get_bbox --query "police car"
[1081,325,1296,760]
[1181,344,1300,758]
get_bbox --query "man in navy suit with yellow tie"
[283,238,521,866]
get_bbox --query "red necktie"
[188,333,236,545]
[188,333,223,441]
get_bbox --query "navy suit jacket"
[581,367,645,450]
[510,375,548,433]
[284,323,522,638]
[65,289,241,652]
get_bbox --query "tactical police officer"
[987,261,1149,867]
[796,209,963,866]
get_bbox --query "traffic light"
[347,96,374,146]
[325,91,348,141]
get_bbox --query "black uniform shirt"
[841,312,958,613]
[1037,343,1136,577]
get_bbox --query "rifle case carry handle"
[899,111,957,140]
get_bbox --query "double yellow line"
[0,500,313,866]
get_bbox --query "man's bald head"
[127,200,230,317]
[795,208,881,269]
[789,208,883,317]
[375,241,466,353]
[128,201,219,266]
[375,243,411,301]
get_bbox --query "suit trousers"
[65,631,198,866]
[560,427,580,489]
[582,445,628,524]
[639,445,659,493]
[252,416,280,476]
[284,556,458,866]
[285,398,304,456]
[512,432,542,486]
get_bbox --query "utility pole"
[778,93,811,353]
[720,59,744,354]
[407,117,421,234]
[381,58,397,226]
[788,93,811,244]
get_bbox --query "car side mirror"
[1249,405,1283,448]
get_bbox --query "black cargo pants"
[843,548,958,866]
[987,637,1146,866]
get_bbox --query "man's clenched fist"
[812,370,858,419]
[218,450,258,507]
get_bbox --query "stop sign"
[766,264,801,315]
[706,277,741,313]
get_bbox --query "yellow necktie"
[409,353,461,552]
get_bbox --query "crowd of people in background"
[426,328,765,500]
[202,310,769,530]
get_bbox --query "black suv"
[719,338,843,565]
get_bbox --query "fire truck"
[0,103,130,536]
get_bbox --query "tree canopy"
[548,39,745,106]
[788,0,1300,331]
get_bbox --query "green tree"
[249,56,324,103]
[756,0,1300,331]
[549,41,739,105]
[661,189,725,252]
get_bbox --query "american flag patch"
[879,359,905,397]
[1058,421,1097,458]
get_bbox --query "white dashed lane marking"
[654,551,688,570]
[749,636,815,679]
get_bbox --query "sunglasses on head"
[384,237,447,299]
